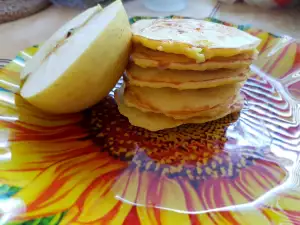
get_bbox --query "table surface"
[0,0,299,59]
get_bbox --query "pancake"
[131,44,257,71]
[123,83,240,119]
[115,87,243,131]
[131,19,261,62]
[126,63,249,89]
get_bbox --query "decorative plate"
[0,16,300,225]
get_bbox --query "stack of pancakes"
[115,19,261,131]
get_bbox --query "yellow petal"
[259,39,294,77]
[79,190,123,224]
[136,172,158,225]
[59,205,80,225]
[78,171,128,222]
[263,186,300,213]
[0,141,96,187]
[214,182,274,224]
[0,67,20,93]
[109,168,139,225]
[14,152,125,220]
[256,32,270,52]
[268,43,297,79]
[158,177,191,225]
[259,161,286,185]
[237,161,285,201]
[246,28,270,53]
[77,167,136,224]
[198,179,216,210]
[39,157,116,208]
[196,179,248,225]
[261,208,292,224]
[254,37,282,71]
[230,209,270,225]
[180,179,216,225]
[0,46,38,93]
[20,46,39,59]
[220,180,253,207]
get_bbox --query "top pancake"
[132,19,261,62]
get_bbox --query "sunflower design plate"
[0,17,300,225]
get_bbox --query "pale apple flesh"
[20,5,103,81]
[21,0,132,114]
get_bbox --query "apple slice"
[20,0,132,114]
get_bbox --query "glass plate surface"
[0,16,299,225]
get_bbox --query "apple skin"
[20,0,132,114]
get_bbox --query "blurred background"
[0,0,299,59]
